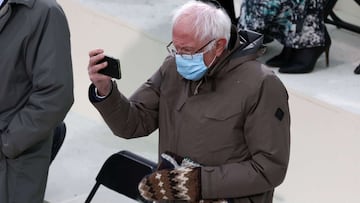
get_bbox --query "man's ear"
[215,38,227,56]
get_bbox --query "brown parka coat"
[90,29,290,203]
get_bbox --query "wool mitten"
[138,167,201,202]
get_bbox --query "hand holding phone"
[98,55,121,79]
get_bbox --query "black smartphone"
[98,55,121,79]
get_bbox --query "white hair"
[172,0,232,47]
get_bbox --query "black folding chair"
[85,150,157,203]
[324,0,360,34]
[324,0,360,74]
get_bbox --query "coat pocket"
[204,106,244,121]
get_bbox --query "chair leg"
[84,183,100,203]
[324,0,360,34]
[324,0,338,17]
[327,12,360,34]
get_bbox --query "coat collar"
[8,0,35,7]
[191,26,264,94]
[207,26,264,78]
[0,0,35,32]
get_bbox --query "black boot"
[279,28,331,74]
[265,47,293,67]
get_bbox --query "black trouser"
[50,122,66,163]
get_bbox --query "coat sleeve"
[201,73,290,199]
[91,68,163,139]
[1,4,74,159]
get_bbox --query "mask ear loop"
[205,40,219,68]
[207,53,217,68]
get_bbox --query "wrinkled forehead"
[172,14,208,46]
[173,16,195,35]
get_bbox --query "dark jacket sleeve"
[1,4,74,159]
[90,68,162,139]
[201,73,291,199]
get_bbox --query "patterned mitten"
[138,167,201,202]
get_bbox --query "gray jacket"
[0,0,73,202]
[90,29,290,203]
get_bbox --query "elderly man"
[87,1,290,202]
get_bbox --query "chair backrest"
[95,150,157,201]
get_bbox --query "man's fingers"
[88,48,103,57]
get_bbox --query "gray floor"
[44,0,360,202]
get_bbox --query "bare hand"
[88,49,112,96]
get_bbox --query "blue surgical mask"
[175,53,208,81]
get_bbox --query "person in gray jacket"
[87,1,290,202]
[0,0,74,202]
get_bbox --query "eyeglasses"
[166,39,216,59]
